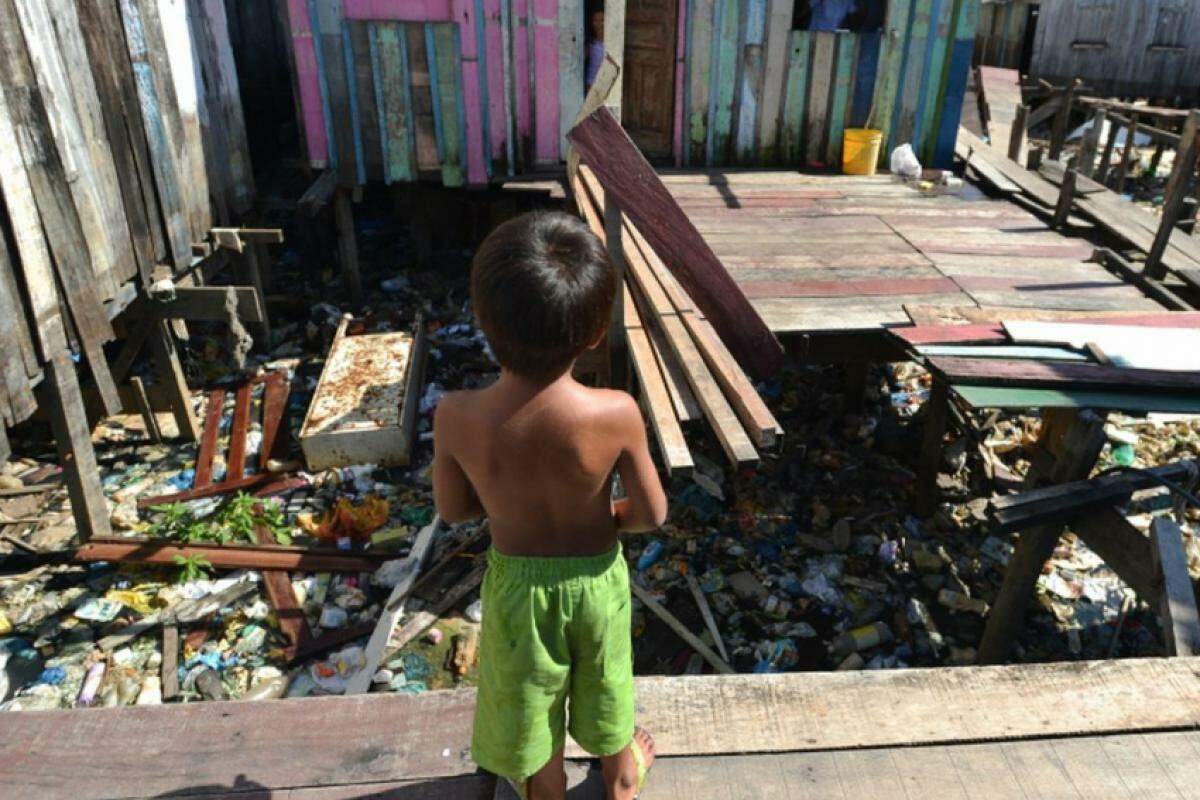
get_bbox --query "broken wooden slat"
[259,373,290,470]
[193,388,226,489]
[1145,110,1200,280]
[226,381,253,481]
[75,538,387,573]
[567,106,784,379]
[346,517,440,695]
[1151,517,1200,657]
[630,580,734,674]
[385,559,486,655]
[256,529,314,660]
[130,376,162,443]
[148,286,265,323]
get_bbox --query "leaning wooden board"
[299,316,427,470]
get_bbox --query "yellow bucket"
[843,128,883,175]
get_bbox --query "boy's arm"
[611,394,668,533]
[432,399,485,523]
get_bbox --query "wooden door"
[623,0,677,158]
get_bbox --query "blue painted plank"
[850,31,881,129]
[342,20,367,184]
[474,0,493,177]
[735,0,768,163]
[425,23,446,165]
[308,0,338,169]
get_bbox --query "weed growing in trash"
[172,554,214,584]
[147,493,293,546]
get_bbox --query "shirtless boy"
[433,211,667,799]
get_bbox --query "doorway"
[623,0,678,159]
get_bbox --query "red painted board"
[568,108,785,378]
[740,277,961,299]
[193,388,226,489]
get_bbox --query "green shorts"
[471,543,635,781]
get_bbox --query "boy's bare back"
[434,371,661,557]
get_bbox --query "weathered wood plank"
[825,31,855,166]
[372,22,417,183]
[893,0,932,150]
[804,31,834,165]
[1152,518,1200,657]
[756,0,792,164]
[779,30,810,164]
[706,0,739,163]
[686,0,716,165]
[868,0,911,161]
[734,0,766,165]
[567,121,784,378]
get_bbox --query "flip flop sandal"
[504,778,529,799]
[630,728,652,797]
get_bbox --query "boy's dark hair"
[471,211,615,380]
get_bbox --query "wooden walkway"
[5,658,1200,798]
[657,170,1161,342]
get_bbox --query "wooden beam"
[1146,110,1200,280]
[1075,108,1105,177]
[145,286,265,323]
[978,410,1107,664]
[148,320,200,442]
[1072,506,1161,605]
[1052,167,1076,229]
[209,227,285,253]
[334,187,363,306]
[74,538,388,573]
[1115,112,1139,195]
[130,376,162,443]
[567,107,784,379]
[1007,102,1027,163]
[1047,79,1079,160]
[1152,517,1200,656]
[915,377,950,517]
[630,579,734,674]
[41,353,111,540]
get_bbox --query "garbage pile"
[2,188,1197,712]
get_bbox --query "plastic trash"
[890,144,922,179]
[830,621,893,658]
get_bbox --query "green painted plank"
[805,31,835,165]
[868,0,912,165]
[687,0,716,164]
[825,31,856,166]
[955,386,1200,415]
[757,0,794,164]
[707,0,740,163]
[917,0,955,164]
[780,30,810,165]
[893,0,933,151]
[429,23,464,187]
[373,22,416,182]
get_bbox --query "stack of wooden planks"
[571,165,781,475]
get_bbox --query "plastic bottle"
[242,675,288,701]
[636,540,665,572]
[829,621,893,658]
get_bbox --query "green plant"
[173,553,213,584]
[147,502,192,538]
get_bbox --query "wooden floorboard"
[659,169,1165,335]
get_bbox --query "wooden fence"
[281,0,978,188]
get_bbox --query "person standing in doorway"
[585,10,605,90]
[809,0,856,30]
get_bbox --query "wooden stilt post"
[1096,112,1121,183]
[1145,110,1200,280]
[915,377,950,517]
[1115,112,1139,195]
[1151,517,1200,656]
[1026,146,1043,171]
[148,319,200,442]
[238,243,271,346]
[978,410,1107,664]
[43,352,112,540]
[130,375,162,443]
[1047,79,1078,161]
[1007,103,1027,163]
[334,186,363,306]
[1075,108,1105,178]
[1052,168,1076,230]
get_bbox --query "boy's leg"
[525,747,567,800]
[600,729,655,800]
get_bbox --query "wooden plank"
[804,32,834,165]
[868,0,910,162]
[779,31,809,165]
[914,0,953,163]
[557,0,582,159]
[642,306,702,423]
[825,32,855,166]
[929,0,977,168]
[955,385,1200,414]
[192,388,225,488]
[630,580,734,674]
[686,0,716,165]
[334,187,362,304]
[706,0,739,162]
[756,0,792,164]
[573,173,692,474]
[121,0,193,266]
[345,517,439,694]
[373,22,417,183]
[893,0,932,151]
[928,357,1200,393]
[148,319,201,442]
[0,0,120,415]
[1152,518,1200,657]
[426,23,465,187]
[347,21,382,180]
[42,353,112,539]
[1146,110,1200,279]
[76,538,388,573]
[1002,321,1200,372]
[734,0,766,165]
[75,0,164,282]
[567,120,784,378]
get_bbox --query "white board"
[1003,321,1200,372]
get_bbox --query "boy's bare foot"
[600,727,655,800]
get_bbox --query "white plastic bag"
[889,143,922,179]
